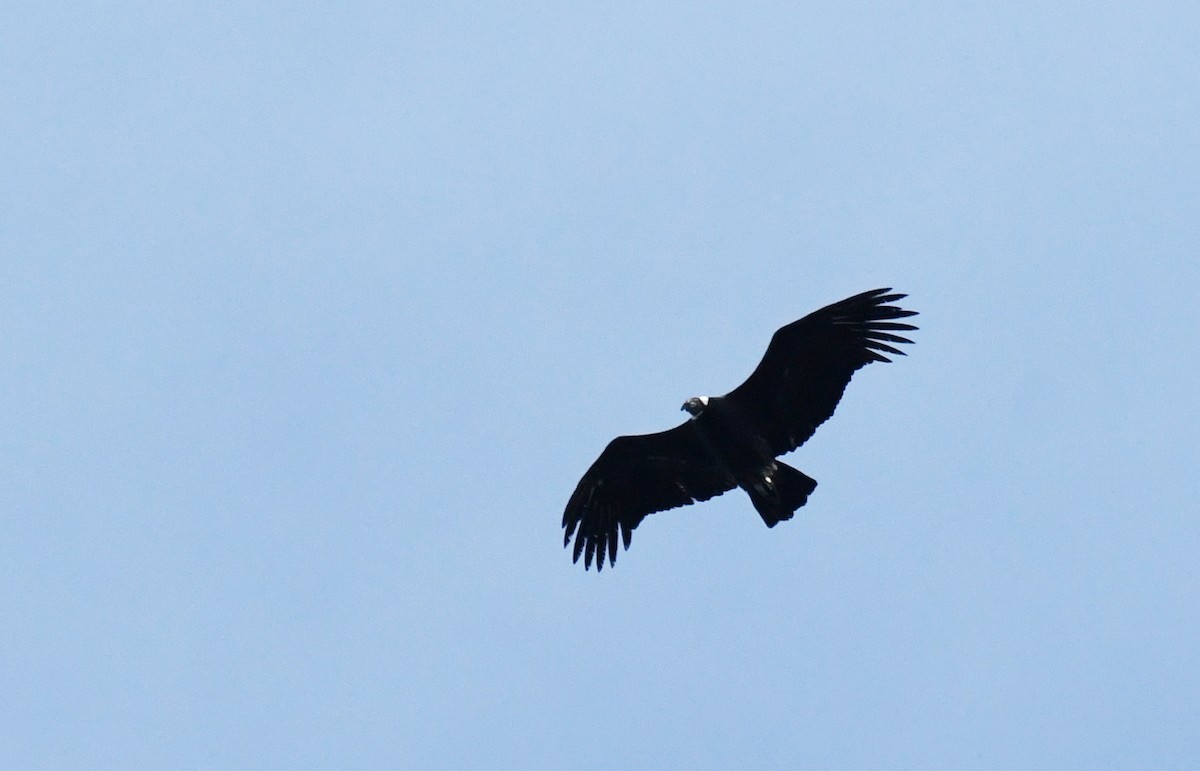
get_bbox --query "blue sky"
[4,2,1198,768]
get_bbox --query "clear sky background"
[4,3,1198,768]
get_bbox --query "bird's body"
[682,395,817,528]
[562,288,917,570]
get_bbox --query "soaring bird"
[562,288,917,570]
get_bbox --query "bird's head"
[681,396,710,417]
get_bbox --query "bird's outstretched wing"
[562,421,735,571]
[724,288,918,456]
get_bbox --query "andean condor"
[562,288,918,570]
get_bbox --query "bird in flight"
[562,288,918,571]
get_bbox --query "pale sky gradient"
[3,3,1199,768]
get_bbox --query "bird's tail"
[748,462,818,528]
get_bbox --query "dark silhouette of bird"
[562,288,918,570]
